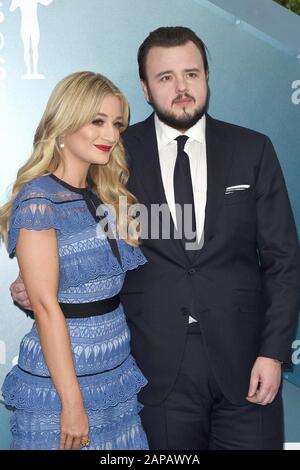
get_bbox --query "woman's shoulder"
[8,176,61,257]
[15,175,53,203]
[14,175,78,207]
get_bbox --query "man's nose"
[175,76,188,93]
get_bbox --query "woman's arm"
[16,228,89,450]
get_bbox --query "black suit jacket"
[121,113,300,405]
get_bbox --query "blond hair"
[0,71,139,246]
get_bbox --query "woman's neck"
[53,164,89,189]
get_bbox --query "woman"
[0,71,148,450]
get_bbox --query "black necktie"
[173,135,197,255]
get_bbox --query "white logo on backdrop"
[0,340,6,365]
[10,0,53,79]
[0,1,6,79]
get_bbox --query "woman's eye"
[92,119,104,126]
[114,122,124,129]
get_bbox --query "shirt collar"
[155,113,206,149]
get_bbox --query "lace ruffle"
[2,355,147,413]
[11,414,148,450]
[59,239,146,289]
[11,397,143,430]
[18,312,132,376]
[10,397,147,450]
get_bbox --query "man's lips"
[174,98,193,105]
[173,94,195,106]
[94,145,112,152]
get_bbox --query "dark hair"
[138,26,209,81]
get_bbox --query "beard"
[147,89,208,131]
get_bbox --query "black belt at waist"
[17,355,128,379]
[59,294,120,318]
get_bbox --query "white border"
[284,443,300,450]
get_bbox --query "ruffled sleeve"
[8,182,59,258]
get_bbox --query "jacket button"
[187,268,196,276]
[181,307,189,316]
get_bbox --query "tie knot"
[176,135,189,153]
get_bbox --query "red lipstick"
[94,145,112,152]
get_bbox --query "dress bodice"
[8,175,146,303]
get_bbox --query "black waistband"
[59,294,120,318]
[187,321,201,334]
[17,355,128,379]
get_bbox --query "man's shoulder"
[123,121,145,139]
[208,115,268,145]
[123,114,154,142]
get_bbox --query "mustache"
[172,93,196,105]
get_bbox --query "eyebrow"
[94,113,123,120]
[155,68,201,79]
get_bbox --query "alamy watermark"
[95,197,201,251]
[291,80,300,105]
[292,339,300,365]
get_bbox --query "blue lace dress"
[1,174,148,450]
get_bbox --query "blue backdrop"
[0,0,299,449]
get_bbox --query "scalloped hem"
[10,410,148,450]
[2,355,147,413]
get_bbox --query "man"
[11,27,300,449]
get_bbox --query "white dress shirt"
[154,114,207,243]
[154,114,207,324]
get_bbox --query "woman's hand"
[60,402,90,450]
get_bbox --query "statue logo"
[10,0,53,79]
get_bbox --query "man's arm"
[246,136,300,405]
[10,274,33,312]
[255,136,300,363]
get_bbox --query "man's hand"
[10,274,32,310]
[246,356,282,405]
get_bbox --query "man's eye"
[161,75,171,82]
[187,73,197,78]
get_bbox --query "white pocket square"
[225,184,250,194]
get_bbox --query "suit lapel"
[132,114,188,265]
[195,115,235,261]
[135,114,166,205]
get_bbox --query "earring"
[59,141,64,148]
